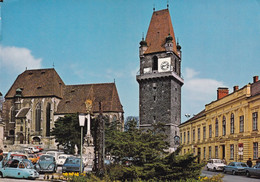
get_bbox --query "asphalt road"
[202,169,260,182]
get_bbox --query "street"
[201,169,260,182]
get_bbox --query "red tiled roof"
[5,68,65,99]
[56,83,123,114]
[145,9,178,55]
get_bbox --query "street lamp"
[78,113,86,174]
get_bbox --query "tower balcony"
[136,70,184,85]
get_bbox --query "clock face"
[160,61,170,70]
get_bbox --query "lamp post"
[78,113,86,174]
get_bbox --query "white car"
[206,159,226,171]
[57,154,71,166]
[28,147,39,153]
[46,151,63,161]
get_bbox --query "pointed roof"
[56,83,124,114]
[144,9,178,55]
[5,68,65,99]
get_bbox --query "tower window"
[153,96,156,101]
[152,56,158,71]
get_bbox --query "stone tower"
[136,9,184,148]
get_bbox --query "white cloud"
[0,45,42,73]
[182,68,225,121]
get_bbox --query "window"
[215,119,219,137]
[10,106,15,123]
[239,115,244,133]
[35,103,41,132]
[253,142,258,159]
[203,126,206,139]
[203,147,206,159]
[253,112,258,131]
[209,146,212,159]
[152,56,158,71]
[193,129,195,141]
[222,116,226,136]
[230,113,234,134]
[230,144,234,159]
[184,132,186,143]
[187,131,190,143]
[46,103,51,137]
[215,146,218,159]
[209,125,212,138]
[184,149,186,154]
[180,133,182,144]
[198,128,200,141]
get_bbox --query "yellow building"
[180,76,260,165]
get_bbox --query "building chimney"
[253,76,259,83]
[233,86,239,92]
[217,87,229,100]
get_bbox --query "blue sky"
[0,0,260,122]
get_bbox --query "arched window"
[11,106,15,123]
[35,103,41,132]
[222,116,226,136]
[152,56,158,71]
[215,119,218,137]
[46,103,51,137]
[230,113,234,134]
[20,126,23,132]
[9,130,14,136]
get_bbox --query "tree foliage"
[105,118,204,181]
[51,114,86,154]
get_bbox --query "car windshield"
[213,159,222,163]
[65,158,80,164]
[236,163,247,167]
[40,155,54,161]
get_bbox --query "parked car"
[46,151,62,161]
[0,159,39,179]
[206,159,226,171]
[62,157,84,173]
[28,147,39,153]
[224,162,248,175]
[57,154,71,166]
[34,146,44,152]
[28,154,38,164]
[245,163,260,177]
[35,155,57,173]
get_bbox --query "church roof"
[56,83,124,114]
[145,9,178,55]
[5,68,65,99]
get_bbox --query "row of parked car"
[0,147,86,180]
[206,159,260,178]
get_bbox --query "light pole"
[78,113,86,174]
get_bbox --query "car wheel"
[232,170,236,175]
[213,167,216,172]
[0,172,3,178]
[223,169,226,174]
[246,171,250,177]
[207,167,209,171]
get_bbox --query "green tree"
[51,114,86,154]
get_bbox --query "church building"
[136,8,183,148]
[1,68,124,148]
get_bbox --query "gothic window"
[10,106,15,123]
[35,103,41,132]
[46,103,51,137]
[230,113,234,134]
[152,56,158,71]
[253,112,258,131]
[222,116,226,136]
[239,115,244,133]
[215,119,218,137]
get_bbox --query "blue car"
[62,157,84,173]
[223,162,248,175]
[35,154,57,173]
[0,159,39,179]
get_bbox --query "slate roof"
[5,68,65,99]
[56,83,123,114]
[145,9,178,55]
